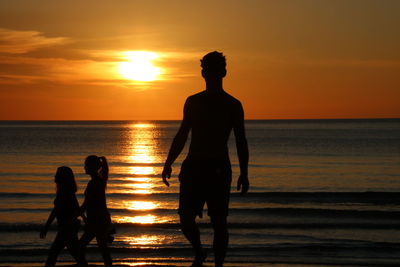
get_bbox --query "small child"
[79,155,113,267]
[40,166,85,267]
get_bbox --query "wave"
[109,207,400,219]
[0,172,165,178]
[1,243,400,267]
[1,221,399,232]
[1,243,400,252]
[2,191,400,204]
[3,206,400,219]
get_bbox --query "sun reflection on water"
[121,122,161,222]
[125,189,152,194]
[121,234,162,246]
[123,200,158,211]
[115,179,154,194]
[114,214,162,224]
[127,122,158,177]
[130,123,153,129]
[128,166,154,175]
[128,183,152,190]
[124,177,149,182]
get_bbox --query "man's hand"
[39,227,47,239]
[237,174,249,195]
[162,165,172,187]
[81,213,87,224]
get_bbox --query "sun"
[119,51,161,82]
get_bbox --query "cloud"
[252,52,400,68]
[0,29,200,88]
[0,28,70,54]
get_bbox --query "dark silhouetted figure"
[162,51,249,267]
[80,155,113,267]
[40,166,85,267]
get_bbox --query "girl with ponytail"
[79,155,113,266]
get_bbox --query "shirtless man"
[162,51,249,267]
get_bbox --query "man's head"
[201,51,226,80]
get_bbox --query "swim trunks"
[178,158,232,218]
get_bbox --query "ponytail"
[85,155,109,189]
[99,156,109,188]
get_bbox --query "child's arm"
[40,208,56,239]
[79,199,87,224]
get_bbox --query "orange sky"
[0,0,399,120]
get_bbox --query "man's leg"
[210,215,228,267]
[180,213,206,265]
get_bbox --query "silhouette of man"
[162,51,249,267]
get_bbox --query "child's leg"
[45,232,66,267]
[96,234,112,267]
[79,231,95,265]
[66,232,86,266]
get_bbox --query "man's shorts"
[178,158,232,218]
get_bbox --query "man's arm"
[233,101,249,194]
[162,99,192,186]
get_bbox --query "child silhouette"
[79,155,113,266]
[40,166,85,266]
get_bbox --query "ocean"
[0,119,399,266]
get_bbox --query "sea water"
[0,119,399,266]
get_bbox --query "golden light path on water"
[127,122,156,189]
[113,122,167,226]
[123,200,156,211]
[122,234,163,247]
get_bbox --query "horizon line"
[0,117,399,122]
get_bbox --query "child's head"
[84,155,102,175]
[84,155,109,186]
[55,166,77,194]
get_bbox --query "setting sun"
[119,51,161,82]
